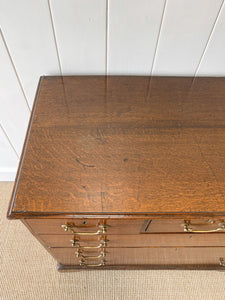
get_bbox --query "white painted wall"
[0,0,225,180]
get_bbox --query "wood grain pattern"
[57,263,225,271]
[8,76,225,218]
[50,247,225,266]
[24,218,225,234]
[25,218,148,235]
[38,233,225,248]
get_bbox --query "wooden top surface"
[8,76,225,218]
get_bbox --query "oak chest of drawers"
[8,76,225,271]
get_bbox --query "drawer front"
[50,247,225,267]
[25,218,225,235]
[25,219,149,235]
[147,219,225,233]
[38,233,225,248]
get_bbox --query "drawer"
[50,247,225,267]
[38,233,225,248]
[25,218,225,234]
[25,218,149,235]
[147,219,225,233]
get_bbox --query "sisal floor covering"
[0,182,224,300]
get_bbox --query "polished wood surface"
[24,218,149,235]
[24,218,224,234]
[50,247,225,266]
[38,233,225,248]
[57,264,225,271]
[7,76,225,270]
[8,76,225,218]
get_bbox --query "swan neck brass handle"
[76,251,106,259]
[62,223,108,235]
[80,259,106,267]
[71,238,109,248]
[183,221,225,233]
[219,258,225,266]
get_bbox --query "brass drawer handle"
[76,251,106,259]
[80,259,106,267]
[183,221,225,233]
[61,223,108,235]
[219,258,225,267]
[71,238,109,248]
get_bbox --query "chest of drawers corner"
[8,76,225,271]
[20,217,225,270]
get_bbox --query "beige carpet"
[0,182,224,300]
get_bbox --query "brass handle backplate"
[62,223,108,235]
[183,220,225,233]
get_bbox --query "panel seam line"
[0,28,31,112]
[194,0,225,77]
[0,123,19,158]
[47,0,63,75]
[150,0,168,76]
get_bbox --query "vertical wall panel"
[0,34,30,156]
[108,0,165,75]
[197,3,225,76]
[152,0,223,75]
[0,0,60,107]
[50,0,106,74]
[0,127,18,181]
